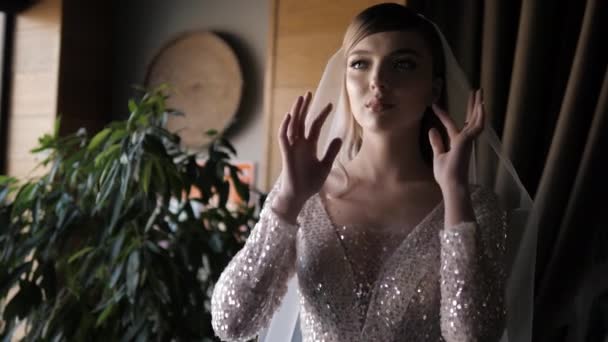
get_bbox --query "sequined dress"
[211,181,508,342]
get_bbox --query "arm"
[211,181,301,341]
[439,185,508,342]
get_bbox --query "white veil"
[259,13,536,342]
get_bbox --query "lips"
[366,100,394,113]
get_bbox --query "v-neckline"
[315,191,444,232]
[313,192,444,332]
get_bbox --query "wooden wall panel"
[263,0,405,189]
[10,73,58,116]
[6,0,62,178]
[5,0,112,178]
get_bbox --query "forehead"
[349,30,431,57]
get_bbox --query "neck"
[348,122,434,186]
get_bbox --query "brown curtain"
[410,0,608,341]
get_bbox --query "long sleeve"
[211,181,299,341]
[439,186,508,342]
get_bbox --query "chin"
[360,108,419,130]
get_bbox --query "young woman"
[211,4,531,341]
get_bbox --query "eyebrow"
[348,48,421,57]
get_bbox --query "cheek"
[346,73,366,95]
[394,77,434,107]
[345,75,369,125]
[346,74,367,106]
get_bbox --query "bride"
[211,3,533,341]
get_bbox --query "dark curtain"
[409,0,608,341]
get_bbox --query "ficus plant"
[0,87,264,341]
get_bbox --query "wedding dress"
[211,180,508,341]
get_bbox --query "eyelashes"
[395,60,417,70]
[349,60,366,69]
[348,59,418,71]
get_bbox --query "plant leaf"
[229,166,250,203]
[219,137,237,156]
[128,99,137,114]
[141,160,152,194]
[126,250,140,303]
[95,302,115,327]
[88,128,112,151]
[67,246,94,264]
[109,261,125,289]
[0,175,17,186]
[94,144,121,168]
[54,116,62,137]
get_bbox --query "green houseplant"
[0,87,264,341]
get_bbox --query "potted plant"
[0,86,264,341]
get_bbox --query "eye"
[394,59,417,70]
[349,60,368,70]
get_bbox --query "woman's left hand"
[428,88,485,191]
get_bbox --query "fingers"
[287,96,304,143]
[298,91,312,138]
[466,90,475,124]
[428,127,445,157]
[281,94,333,148]
[431,103,458,139]
[463,90,485,137]
[471,96,485,135]
[286,92,314,143]
[465,88,484,127]
[279,113,292,153]
[478,99,485,129]
[307,102,333,142]
[477,89,484,127]
[321,138,342,168]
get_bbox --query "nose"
[370,78,386,91]
[370,65,389,92]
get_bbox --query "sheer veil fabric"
[259,14,535,342]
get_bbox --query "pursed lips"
[365,99,395,112]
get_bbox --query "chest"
[319,188,443,234]
[296,192,443,289]
[295,194,443,334]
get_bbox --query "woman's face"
[345,30,440,133]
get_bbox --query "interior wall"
[5,0,62,177]
[112,0,269,187]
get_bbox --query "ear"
[431,77,443,104]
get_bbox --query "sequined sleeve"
[211,181,299,341]
[439,186,508,342]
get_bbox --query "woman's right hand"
[273,92,342,217]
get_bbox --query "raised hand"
[428,88,485,190]
[275,91,342,211]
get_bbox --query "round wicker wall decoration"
[145,31,243,149]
